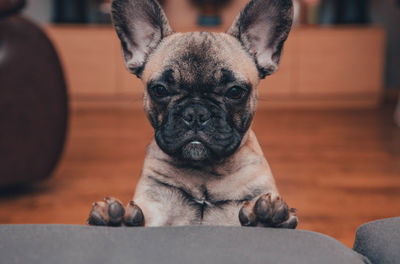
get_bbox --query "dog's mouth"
[155,130,211,161]
[181,140,209,161]
[155,128,242,164]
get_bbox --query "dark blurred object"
[337,0,369,24]
[190,0,231,26]
[0,0,25,17]
[87,0,111,24]
[53,0,88,23]
[320,0,369,24]
[0,3,68,188]
[395,95,400,127]
[53,0,113,24]
[319,0,337,24]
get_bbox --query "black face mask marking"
[147,64,253,165]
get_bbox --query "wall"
[21,0,400,89]
[23,0,53,23]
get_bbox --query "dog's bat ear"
[227,0,293,79]
[111,0,173,78]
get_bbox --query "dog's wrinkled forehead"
[142,31,259,88]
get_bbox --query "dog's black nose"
[182,104,211,127]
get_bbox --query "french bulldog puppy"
[88,0,298,228]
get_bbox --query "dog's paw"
[87,197,125,226]
[239,193,298,229]
[123,201,145,226]
[87,197,144,227]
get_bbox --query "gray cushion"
[353,217,400,264]
[0,225,369,264]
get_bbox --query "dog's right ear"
[111,0,173,78]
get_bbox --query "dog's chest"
[177,184,244,225]
[148,174,262,225]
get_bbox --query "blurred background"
[0,0,399,248]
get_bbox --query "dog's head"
[112,0,293,164]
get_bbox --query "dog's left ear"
[227,0,293,79]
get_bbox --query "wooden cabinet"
[46,26,144,108]
[259,27,384,108]
[46,27,118,96]
[296,28,384,96]
[45,25,385,109]
[259,33,298,97]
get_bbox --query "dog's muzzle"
[155,101,242,163]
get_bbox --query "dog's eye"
[152,85,169,98]
[225,86,246,100]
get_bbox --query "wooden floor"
[0,106,399,248]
